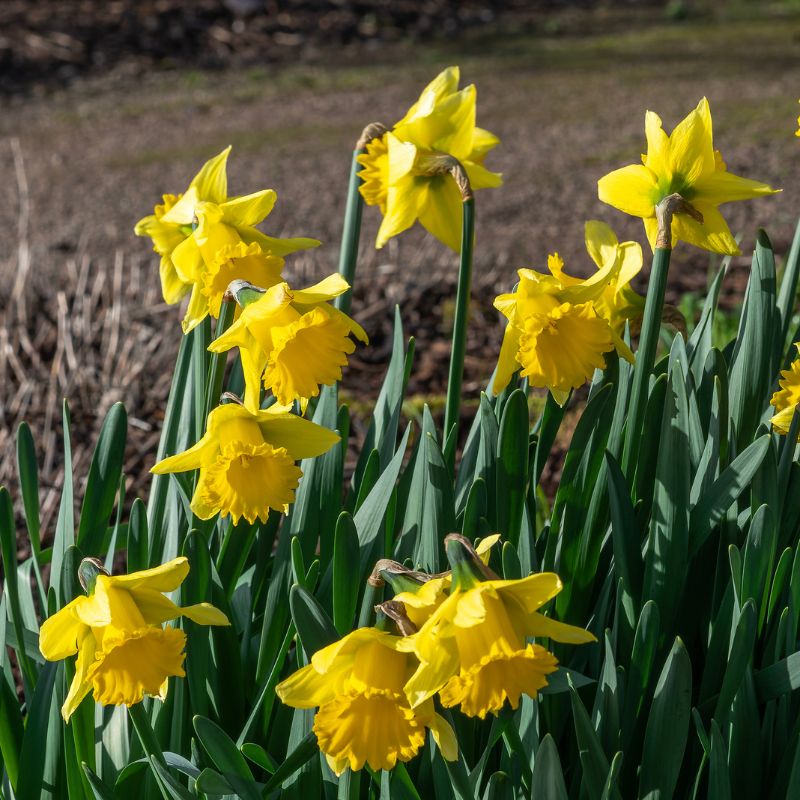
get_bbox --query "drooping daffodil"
[358,66,502,251]
[39,557,229,721]
[276,627,457,775]
[399,536,596,719]
[493,242,636,405]
[209,274,368,411]
[134,146,319,332]
[151,402,339,523]
[598,98,779,255]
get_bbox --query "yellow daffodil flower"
[771,345,800,437]
[151,402,339,523]
[400,571,595,719]
[134,146,320,332]
[493,250,635,405]
[209,274,368,411]
[276,627,457,775]
[598,98,778,255]
[358,66,502,251]
[135,148,232,305]
[39,557,229,721]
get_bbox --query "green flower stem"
[203,299,235,424]
[621,245,672,478]
[443,197,476,454]
[334,150,366,317]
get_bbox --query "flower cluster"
[277,535,595,774]
[40,557,228,720]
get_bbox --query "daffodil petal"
[61,631,96,721]
[598,164,658,219]
[671,200,740,256]
[666,97,715,184]
[693,170,779,204]
[258,413,340,459]
[221,190,277,228]
[39,596,88,660]
[189,146,231,204]
[418,176,464,252]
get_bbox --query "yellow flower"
[357,66,502,251]
[401,572,595,719]
[151,402,339,523]
[276,627,457,775]
[134,146,320,332]
[493,251,634,405]
[135,148,232,305]
[201,241,284,321]
[598,98,778,255]
[39,557,229,721]
[209,274,368,411]
[771,345,800,436]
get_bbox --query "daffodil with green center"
[598,98,779,255]
[276,627,457,775]
[209,273,368,411]
[493,251,635,405]
[771,345,800,437]
[39,557,229,721]
[357,66,502,251]
[151,402,339,523]
[400,541,596,719]
[135,147,232,305]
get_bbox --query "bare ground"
[1,7,800,539]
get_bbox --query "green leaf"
[605,450,643,607]
[708,721,732,800]
[0,487,37,692]
[460,477,488,541]
[532,393,567,487]
[16,661,59,800]
[568,677,621,800]
[51,399,74,602]
[332,512,360,634]
[290,584,339,658]
[16,422,41,558]
[714,599,756,721]
[689,435,771,554]
[729,230,777,447]
[776,218,800,363]
[496,389,529,547]
[193,715,260,800]
[77,402,127,555]
[755,650,800,702]
[687,258,728,387]
[82,764,117,800]
[622,600,660,750]
[354,424,411,575]
[531,734,568,800]
[642,363,690,629]
[638,637,692,800]
[261,732,318,794]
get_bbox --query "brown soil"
[1,7,799,542]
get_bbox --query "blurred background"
[1,0,799,534]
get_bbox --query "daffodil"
[151,402,339,523]
[134,148,231,305]
[209,274,368,410]
[276,627,457,775]
[39,557,229,721]
[493,250,634,405]
[400,548,595,718]
[134,146,320,332]
[357,66,502,251]
[598,98,778,255]
[771,345,800,436]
